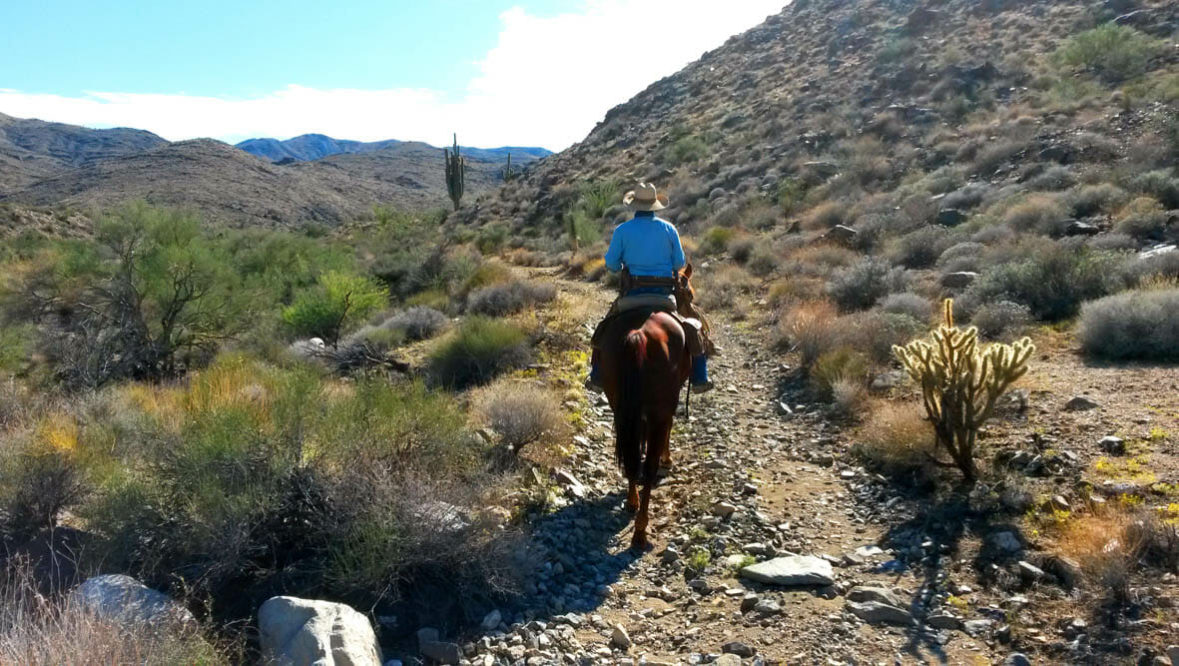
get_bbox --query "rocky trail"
[436,271,1023,666]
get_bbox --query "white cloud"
[0,0,785,150]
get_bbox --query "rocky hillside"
[465,0,1178,240]
[237,133,550,164]
[2,138,532,227]
[0,112,166,192]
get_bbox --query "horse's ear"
[683,263,693,279]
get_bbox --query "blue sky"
[0,1,786,149]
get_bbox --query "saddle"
[591,269,709,357]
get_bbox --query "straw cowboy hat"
[623,182,668,211]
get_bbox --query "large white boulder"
[739,555,835,586]
[70,574,194,627]
[259,596,383,666]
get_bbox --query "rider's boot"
[584,354,604,391]
[691,355,714,393]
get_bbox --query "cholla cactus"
[444,133,465,211]
[892,299,1035,482]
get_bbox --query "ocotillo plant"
[444,133,465,211]
[502,152,515,182]
[892,299,1034,482]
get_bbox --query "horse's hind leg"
[631,415,672,551]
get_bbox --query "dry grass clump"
[1057,509,1179,605]
[1003,194,1068,235]
[1114,196,1169,239]
[853,401,934,475]
[695,265,756,311]
[775,300,839,366]
[803,201,850,230]
[381,306,449,341]
[466,279,557,317]
[0,562,227,665]
[473,381,567,451]
[810,347,869,400]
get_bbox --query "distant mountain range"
[0,113,551,227]
[236,133,550,164]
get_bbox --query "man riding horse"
[586,182,714,394]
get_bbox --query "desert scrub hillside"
[0,202,593,660]
[447,0,1179,657]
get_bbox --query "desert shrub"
[466,280,557,317]
[973,140,1026,175]
[942,182,992,210]
[1089,232,1139,252]
[839,311,926,365]
[0,323,35,374]
[382,306,448,341]
[810,347,870,399]
[776,300,839,367]
[937,241,985,273]
[729,237,756,264]
[474,382,565,451]
[1065,183,1128,217]
[476,223,510,254]
[745,203,780,231]
[1003,194,1068,235]
[1053,23,1165,82]
[777,178,808,215]
[1078,287,1179,361]
[854,401,934,475]
[966,242,1125,320]
[1122,250,1179,285]
[827,258,910,311]
[831,377,869,419]
[804,201,849,229]
[9,204,248,387]
[695,265,755,311]
[970,300,1033,341]
[667,136,709,165]
[0,444,86,537]
[711,203,742,228]
[699,227,737,255]
[747,247,780,277]
[888,226,953,269]
[880,292,933,323]
[1115,196,1168,239]
[428,317,531,389]
[283,271,388,348]
[1026,165,1076,191]
[1130,170,1179,208]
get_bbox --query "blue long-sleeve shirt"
[604,214,686,278]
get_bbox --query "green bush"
[810,347,870,399]
[1053,23,1165,82]
[428,317,532,390]
[966,243,1125,321]
[699,226,737,255]
[827,258,910,312]
[1079,287,1179,361]
[282,271,388,347]
[667,136,709,166]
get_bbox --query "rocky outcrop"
[69,574,194,627]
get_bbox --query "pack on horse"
[587,183,716,550]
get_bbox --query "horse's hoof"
[624,502,639,515]
[657,462,675,477]
[629,535,651,552]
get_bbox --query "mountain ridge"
[235,132,551,164]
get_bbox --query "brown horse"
[599,265,696,550]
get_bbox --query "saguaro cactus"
[444,133,465,211]
[892,299,1035,482]
[502,152,515,182]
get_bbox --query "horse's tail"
[613,329,646,483]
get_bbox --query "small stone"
[827,225,858,243]
[846,600,913,626]
[1004,652,1032,666]
[963,619,994,637]
[714,655,743,666]
[988,531,1023,555]
[740,555,835,587]
[1065,396,1100,411]
[712,501,738,518]
[926,613,961,630]
[723,641,756,658]
[481,609,502,631]
[1018,561,1046,582]
[941,271,979,289]
[753,598,782,614]
[610,624,632,649]
[1167,646,1179,665]
[1050,495,1070,511]
[1100,436,1126,455]
[740,594,761,613]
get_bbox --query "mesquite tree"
[444,133,465,211]
[892,299,1035,482]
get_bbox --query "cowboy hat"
[623,182,669,212]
